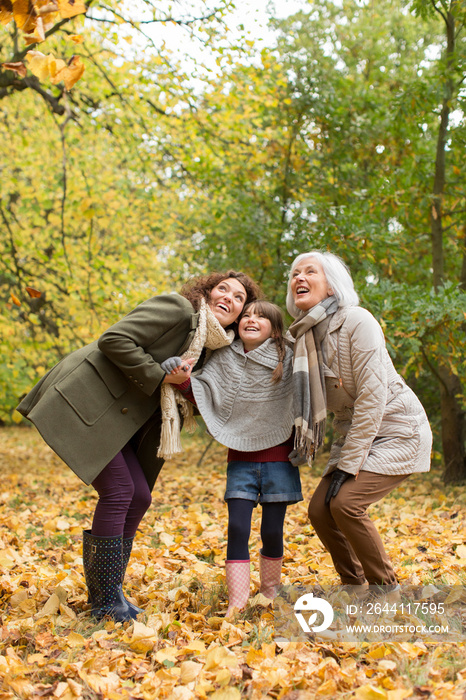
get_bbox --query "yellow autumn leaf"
[355,685,388,700]
[183,639,206,654]
[316,679,339,696]
[36,592,60,617]
[19,597,37,615]
[25,51,51,81]
[0,547,22,568]
[204,646,239,671]
[47,54,67,80]
[66,678,82,696]
[5,679,36,697]
[34,1,59,18]
[368,645,390,659]
[9,589,28,608]
[249,591,273,606]
[0,8,13,25]
[53,681,69,698]
[129,621,159,653]
[179,660,202,684]
[66,631,86,647]
[57,0,86,18]
[51,55,85,90]
[27,653,48,666]
[245,647,266,667]
[43,518,57,531]
[12,0,30,29]
[79,672,120,695]
[56,518,71,530]
[154,645,180,664]
[386,691,413,700]
[24,16,45,44]
[378,660,397,672]
[209,689,241,700]
[58,603,77,622]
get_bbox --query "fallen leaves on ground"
[0,427,465,699]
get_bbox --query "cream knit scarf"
[158,297,234,459]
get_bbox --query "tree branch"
[51,100,74,278]
[430,0,448,24]
[95,5,222,27]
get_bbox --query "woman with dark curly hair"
[17,270,261,622]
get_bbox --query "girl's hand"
[161,357,182,374]
[162,357,196,384]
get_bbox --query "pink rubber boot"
[259,553,283,600]
[225,560,250,616]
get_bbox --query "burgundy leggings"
[91,444,152,539]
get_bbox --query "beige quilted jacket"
[320,306,432,477]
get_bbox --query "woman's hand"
[325,469,352,504]
[162,357,196,385]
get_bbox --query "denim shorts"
[225,460,303,505]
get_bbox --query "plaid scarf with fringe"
[287,296,338,461]
[158,297,234,459]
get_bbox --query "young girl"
[162,301,302,616]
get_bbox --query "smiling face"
[208,277,247,327]
[290,256,333,312]
[238,305,273,351]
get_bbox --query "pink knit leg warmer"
[225,560,250,616]
[259,553,283,600]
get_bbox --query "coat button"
[121,407,128,414]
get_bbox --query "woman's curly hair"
[180,270,263,318]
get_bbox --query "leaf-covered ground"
[0,427,465,700]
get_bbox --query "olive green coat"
[17,293,199,489]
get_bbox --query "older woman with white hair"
[286,251,432,598]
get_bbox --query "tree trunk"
[430,2,466,483]
[438,366,466,484]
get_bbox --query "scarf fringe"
[294,420,326,461]
[158,412,183,459]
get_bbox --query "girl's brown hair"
[240,300,287,384]
[180,270,263,325]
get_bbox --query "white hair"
[286,251,359,318]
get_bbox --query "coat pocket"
[55,351,127,426]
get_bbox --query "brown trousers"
[308,470,409,586]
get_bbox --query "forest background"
[0,0,465,487]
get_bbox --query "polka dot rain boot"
[122,536,143,615]
[82,530,137,622]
